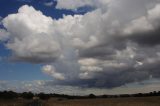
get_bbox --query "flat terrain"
[1,96,160,106]
[44,96,160,106]
[0,98,31,106]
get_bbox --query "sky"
[0,0,160,95]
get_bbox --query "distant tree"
[0,91,18,99]
[158,91,160,95]
[101,95,109,98]
[7,91,18,99]
[21,92,34,99]
[37,93,50,100]
[88,94,96,98]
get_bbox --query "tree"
[88,94,96,98]
[21,92,34,99]
[37,93,50,100]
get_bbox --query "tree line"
[0,90,160,100]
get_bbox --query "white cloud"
[2,5,61,63]
[123,17,153,35]
[42,65,65,80]
[148,4,160,27]
[78,58,100,66]
[73,36,99,49]
[78,58,103,73]
[79,72,92,79]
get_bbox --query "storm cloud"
[1,0,160,89]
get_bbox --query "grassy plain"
[0,98,31,106]
[44,96,160,106]
[0,96,160,106]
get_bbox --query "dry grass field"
[0,96,160,106]
[0,99,31,106]
[44,96,160,106]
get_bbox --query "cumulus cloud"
[0,17,10,41]
[0,29,10,41]
[123,4,160,35]
[42,65,65,80]
[2,5,61,63]
[78,58,103,79]
[1,0,160,89]
[148,4,160,27]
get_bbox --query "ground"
[1,96,160,106]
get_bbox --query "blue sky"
[0,0,68,18]
[0,0,160,95]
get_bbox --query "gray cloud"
[56,0,110,10]
[1,79,160,95]
[127,27,160,46]
[1,0,160,89]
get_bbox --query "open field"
[44,97,160,106]
[0,96,160,106]
[0,99,31,106]
[44,96,160,106]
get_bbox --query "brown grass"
[43,96,160,106]
[0,96,160,106]
[0,98,31,106]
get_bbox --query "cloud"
[0,16,2,25]
[78,58,103,79]
[123,4,160,46]
[128,3,160,33]
[0,16,10,41]
[0,29,10,41]
[2,5,61,63]
[56,0,91,10]
[123,17,154,35]
[56,0,111,12]
[44,1,54,7]
[148,4,160,27]
[42,65,65,80]
[1,0,160,89]
[1,79,160,95]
